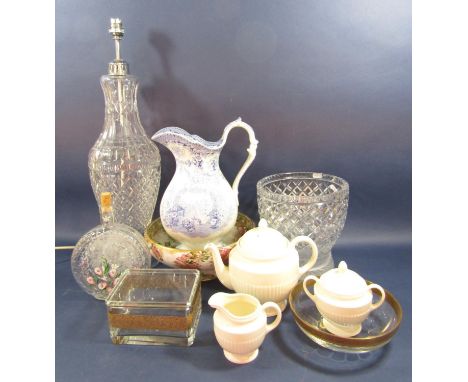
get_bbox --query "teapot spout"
[205,243,233,290]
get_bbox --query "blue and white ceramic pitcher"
[152,118,258,249]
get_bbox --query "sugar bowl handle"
[368,284,386,311]
[290,236,318,275]
[302,275,320,303]
[262,302,282,334]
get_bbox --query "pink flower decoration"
[174,253,200,269]
[98,281,107,290]
[113,278,118,287]
[86,277,95,285]
[94,267,103,276]
[219,247,232,265]
[109,269,117,278]
[151,246,163,261]
[106,287,113,293]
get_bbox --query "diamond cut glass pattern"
[89,75,161,233]
[257,173,349,275]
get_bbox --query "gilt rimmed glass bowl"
[257,172,349,275]
[289,279,402,353]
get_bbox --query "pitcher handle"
[221,118,258,198]
[290,236,319,276]
[262,302,282,334]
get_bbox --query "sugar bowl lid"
[317,261,368,299]
[237,219,289,260]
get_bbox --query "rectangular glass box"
[105,269,201,346]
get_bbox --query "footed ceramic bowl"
[144,213,255,280]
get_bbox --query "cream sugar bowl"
[205,218,318,313]
[303,261,385,338]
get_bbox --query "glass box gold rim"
[105,268,201,308]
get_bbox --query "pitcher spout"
[152,126,224,152]
[209,292,262,323]
[208,292,231,311]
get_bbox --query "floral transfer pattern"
[151,245,164,262]
[166,205,185,228]
[174,247,232,270]
[219,247,231,264]
[208,209,222,229]
[174,251,206,269]
[144,213,255,279]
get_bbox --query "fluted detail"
[231,279,296,303]
[214,329,265,354]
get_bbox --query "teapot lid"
[317,261,368,298]
[237,219,289,260]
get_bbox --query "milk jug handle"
[221,118,258,197]
[262,302,282,334]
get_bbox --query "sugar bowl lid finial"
[318,260,369,299]
[338,260,348,272]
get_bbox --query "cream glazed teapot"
[205,219,318,312]
[303,261,386,338]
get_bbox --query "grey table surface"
[56,244,411,382]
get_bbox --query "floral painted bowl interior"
[144,213,255,281]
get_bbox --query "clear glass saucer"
[289,280,402,353]
[71,223,151,300]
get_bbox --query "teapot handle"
[290,236,318,276]
[262,302,282,334]
[221,118,258,198]
[368,284,386,311]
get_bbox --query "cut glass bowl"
[257,172,349,275]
